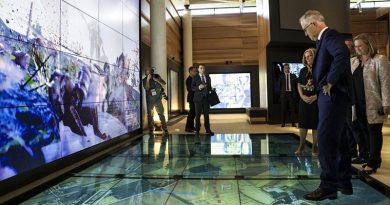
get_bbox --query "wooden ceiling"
[171,0,256,10]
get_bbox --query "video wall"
[210,73,251,109]
[0,0,140,181]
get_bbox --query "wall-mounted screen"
[209,73,251,108]
[0,0,140,181]
[272,62,303,104]
[211,134,252,155]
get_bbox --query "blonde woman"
[295,48,318,156]
[352,33,390,174]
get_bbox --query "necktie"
[201,75,206,84]
[286,74,290,91]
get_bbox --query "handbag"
[207,89,220,106]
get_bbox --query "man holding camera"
[142,67,168,134]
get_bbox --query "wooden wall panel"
[141,17,151,46]
[193,26,257,39]
[193,13,258,65]
[350,8,389,56]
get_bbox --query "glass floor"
[21,133,390,205]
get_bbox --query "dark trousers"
[195,98,210,132]
[317,91,351,191]
[185,101,196,129]
[346,104,370,158]
[367,123,383,169]
[281,92,296,124]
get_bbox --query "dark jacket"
[186,76,195,102]
[191,74,212,103]
[313,28,353,103]
[279,73,298,99]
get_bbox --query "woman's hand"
[384,106,390,115]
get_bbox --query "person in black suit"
[299,10,354,201]
[185,66,198,132]
[279,63,298,127]
[191,65,214,135]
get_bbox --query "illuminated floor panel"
[21,133,390,205]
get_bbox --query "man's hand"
[199,84,206,90]
[322,83,332,96]
[147,74,152,80]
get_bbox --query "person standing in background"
[295,48,318,156]
[346,37,370,164]
[352,33,390,174]
[299,10,354,201]
[345,38,356,58]
[142,67,168,134]
[279,63,298,127]
[191,65,214,135]
[185,66,198,132]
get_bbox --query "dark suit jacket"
[313,28,353,102]
[279,73,298,99]
[186,76,195,102]
[191,74,212,103]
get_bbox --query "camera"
[161,88,168,100]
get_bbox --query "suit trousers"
[367,123,383,169]
[195,97,210,132]
[317,90,352,191]
[346,104,370,158]
[281,92,296,124]
[185,101,196,129]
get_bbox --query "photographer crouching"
[142,67,169,134]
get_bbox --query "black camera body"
[161,88,168,100]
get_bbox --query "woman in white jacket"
[352,33,390,174]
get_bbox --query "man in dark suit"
[299,10,353,201]
[191,65,214,135]
[279,63,298,127]
[185,66,198,132]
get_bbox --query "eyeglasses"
[303,23,313,32]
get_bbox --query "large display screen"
[272,62,303,104]
[209,73,251,108]
[0,0,140,181]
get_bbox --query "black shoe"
[281,124,285,127]
[163,129,169,134]
[185,128,195,132]
[195,131,200,135]
[351,157,366,164]
[206,130,214,135]
[303,187,337,201]
[292,123,297,127]
[361,166,377,175]
[337,187,353,195]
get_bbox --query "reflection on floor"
[21,133,390,205]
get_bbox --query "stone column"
[150,0,168,121]
[183,4,193,110]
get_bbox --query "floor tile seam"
[163,180,180,205]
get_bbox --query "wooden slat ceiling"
[171,0,256,10]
